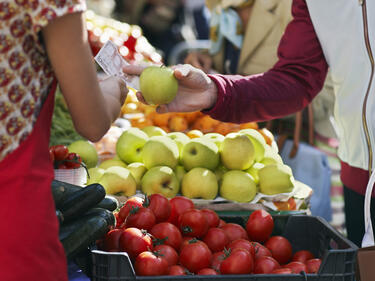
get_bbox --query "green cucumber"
[59,208,115,259]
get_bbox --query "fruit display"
[97,196,322,276]
[87,125,311,212]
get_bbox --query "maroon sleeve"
[204,0,328,123]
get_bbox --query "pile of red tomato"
[49,144,83,169]
[98,194,322,276]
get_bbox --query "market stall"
[49,10,358,281]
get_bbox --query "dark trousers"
[343,185,375,247]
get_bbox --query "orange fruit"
[168,115,188,132]
[257,128,275,145]
[186,129,204,138]
[151,112,172,127]
[239,122,259,130]
[184,111,203,125]
[191,115,220,133]
[214,122,238,136]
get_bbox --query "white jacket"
[306,0,375,172]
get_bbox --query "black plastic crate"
[91,214,358,281]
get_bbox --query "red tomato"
[102,228,123,252]
[220,248,254,275]
[271,268,293,274]
[168,196,194,225]
[218,219,227,227]
[51,145,69,161]
[211,251,225,272]
[150,222,182,251]
[124,207,156,231]
[179,236,197,252]
[203,227,229,252]
[135,251,169,276]
[197,268,218,275]
[114,212,123,228]
[306,258,322,273]
[49,147,55,163]
[153,244,178,266]
[253,242,272,260]
[254,256,280,274]
[200,209,220,228]
[227,238,255,257]
[221,223,248,243]
[246,209,274,243]
[179,240,212,273]
[118,197,144,222]
[65,152,82,169]
[168,265,187,275]
[119,228,153,260]
[178,209,208,238]
[292,250,315,263]
[264,236,293,265]
[57,163,68,169]
[284,261,307,273]
[146,194,171,223]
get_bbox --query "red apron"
[0,81,68,281]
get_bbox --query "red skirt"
[0,82,68,281]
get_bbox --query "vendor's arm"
[205,0,328,123]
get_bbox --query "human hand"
[122,64,218,114]
[184,52,213,73]
[99,76,128,120]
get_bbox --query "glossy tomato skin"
[51,144,69,161]
[179,240,212,273]
[147,194,171,223]
[118,197,144,221]
[211,251,225,272]
[200,209,220,228]
[306,258,322,273]
[284,261,307,273]
[168,196,194,225]
[253,242,272,260]
[292,250,315,263]
[271,268,293,274]
[264,236,293,265]
[168,265,187,275]
[203,227,229,252]
[227,238,255,257]
[119,228,153,260]
[178,209,208,238]
[65,152,82,169]
[102,228,123,252]
[150,222,182,251]
[153,244,178,266]
[135,251,169,276]
[220,248,254,275]
[197,268,218,275]
[124,207,156,231]
[218,219,226,228]
[254,256,280,274]
[246,209,274,243]
[221,223,248,243]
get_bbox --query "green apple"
[181,138,219,171]
[98,158,127,169]
[181,167,218,200]
[141,166,180,198]
[174,165,186,183]
[116,128,149,164]
[142,126,167,137]
[258,163,295,195]
[86,167,105,185]
[220,133,255,170]
[127,162,147,189]
[245,162,265,185]
[167,132,190,161]
[214,164,229,183]
[68,140,98,168]
[260,145,283,165]
[239,129,266,162]
[202,133,225,149]
[139,65,178,105]
[220,170,257,203]
[142,136,179,169]
[98,166,136,196]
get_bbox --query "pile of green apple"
[86,125,295,203]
